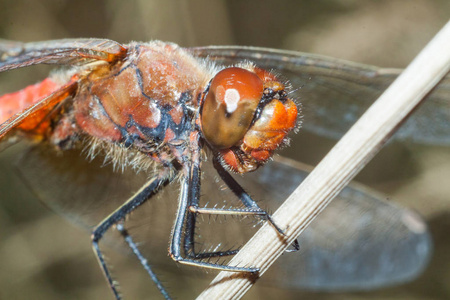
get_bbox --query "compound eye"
[201,67,263,149]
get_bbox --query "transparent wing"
[14,143,151,230]
[188,46,450,146]
[245,156,431,290]
[13,142,431,291]
[0,38,127,72]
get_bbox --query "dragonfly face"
[0,38,443,299]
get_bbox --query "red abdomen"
[0,78,62,134]
[0,78,60,123]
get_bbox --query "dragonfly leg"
[213,159,300,252]
[169,145,259,273]
[285,238,300,253]
[188,205,300,254]
[182,177,241,260]
[189,206,273,216]
[115,222,171,300]
[181,157,293,261]
[182,205,241,259]
[91,176,171,300]
[213,158,285,235]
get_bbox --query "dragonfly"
[0,38,446,299]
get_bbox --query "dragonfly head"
[200,66,298,173]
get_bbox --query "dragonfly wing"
[0,38,127,72]
[12,143,431,290]
[188,46,450,146]
[239,156,432,290]
[13,142,153,230]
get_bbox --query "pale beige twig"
[197,20,450,300]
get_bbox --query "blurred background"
[0,0,449,299]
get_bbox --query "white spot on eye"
[224,88,240,113]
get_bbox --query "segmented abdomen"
[0,78,60,124]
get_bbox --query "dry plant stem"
[197,21,450,300]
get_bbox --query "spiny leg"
[182,157,299,261]
[286,239,300,252]
[116,223,171,300]
[182,187,240,260]
[184,207,282,259]
[182,158,286,261]
[212,158,285,234]
[212,158,300,251]
[91,176,171,300]
[182,168,240,260]
[182,201,198,257]
[169,135,258,273]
